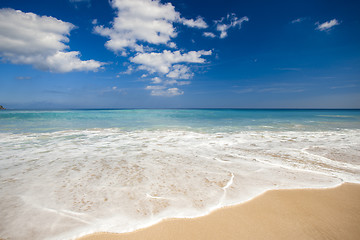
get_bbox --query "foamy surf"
[1,127,360,240]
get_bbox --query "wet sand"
[78,183,360,240]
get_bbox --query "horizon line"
[1,108,360,111]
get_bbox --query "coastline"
[1,110,359,239]
[77,182,360,240]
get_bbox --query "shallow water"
[0,109,359,239]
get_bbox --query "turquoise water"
[1,109,360,133]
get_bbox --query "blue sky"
[0,0,359,109]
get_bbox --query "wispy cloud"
[315,19,340,31]
[330,84,357,89]
[69,0,91,8]
[0,9,104,72]
[101,86,126,95]
[311,76,336,79]
[16,76,31,80]
[215,14,249,39]
[164,80,191,86]
[69,0,90,2]
[234,85,305,94]
[258,88,304,93]
[275,68,302,71]
[291,17,306,24]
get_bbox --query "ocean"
[1,109,360,239]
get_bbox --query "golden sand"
[78,183,360,240]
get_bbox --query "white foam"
[0,129,359,240]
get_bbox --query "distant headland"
[0,105,6,110]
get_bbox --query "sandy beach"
[78,183,360,240]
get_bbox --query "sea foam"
[0,128,359,240]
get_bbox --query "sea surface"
[1,109,360,240]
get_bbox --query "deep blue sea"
[1,109,360,240]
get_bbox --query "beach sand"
[78,183,360,240]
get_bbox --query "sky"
[0,0,359,109]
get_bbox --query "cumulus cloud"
[94,0,178,53]
[132,50,210,96]
[94,0,208,54]
[130,50,211,74]
[93,0,211,97]
[215,13,249,38]
[168,42,177,48]
[166,64,193,79]
[145,85,184,96]
[179,17,208,28]
[315,19,340,31]
[151,77,162,84]
[0,9,103,72]
[203,32,216,38]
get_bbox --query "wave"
[0,129,359,239]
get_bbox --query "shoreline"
[77,182,360,240]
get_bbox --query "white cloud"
[130,50,212,74]
[94,0,178,53]
[16,76,31,80]
[91,19,98,25]
[291,18,306,24]
[151,77,162,84]
[101,86,125,94]
[165,88,184,96]
[145,75,190,96]
[315,19,340,31]
[215,13,249,38]
[164,79,191,86]
[94,0,208,53]
[146,85,165,90]
[146,85,184,96]
[203,32,216,38]
[0,9,103,72]
[166,64,193,79]
[179,17,208,29]
[131,50,209,97]
[121,65,134,74]
[168,42,177,48]
[41,51,103,72]
[69,0,91,8]
[92,0,211,97]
